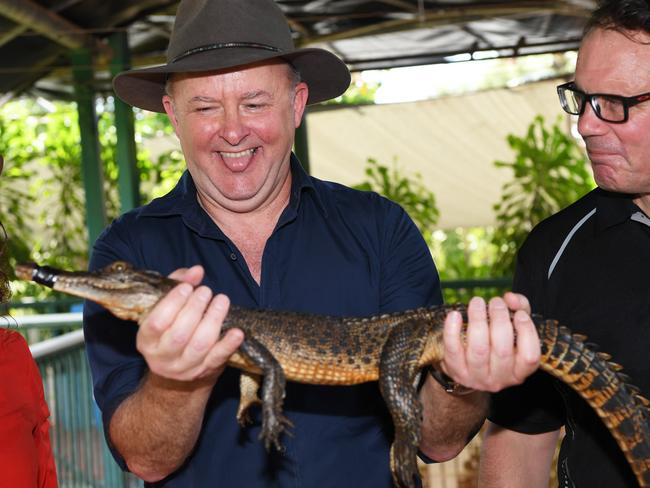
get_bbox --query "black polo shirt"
[489,188,650,487]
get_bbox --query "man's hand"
[135,265,244,382]
[441,292,540,392]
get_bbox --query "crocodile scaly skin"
[16,261,650,487]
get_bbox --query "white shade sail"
[308,79,575,229]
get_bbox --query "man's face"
[575,28,650,197]
[162,60,308,214]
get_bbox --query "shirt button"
[229,253,237,261]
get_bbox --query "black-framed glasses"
[557,81,650,123]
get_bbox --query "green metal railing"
[1,297,83,315]
[23,314,142,488]
[441,277,511,302]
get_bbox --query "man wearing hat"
[83,0,540,485]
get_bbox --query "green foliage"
[353,158,506,302]
[0,101,84,302]
[0,98,184,303]
[491,115,595,276]
[431,227,510,303]
[36,105,91,267]
[352,115,594,303]
[430,227,507,303]
[431,228,496,280]
[0,108,36,265]
[133,108,186,199]
[353,158,439,244]
[323,78,380,105]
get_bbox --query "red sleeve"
[28,345,58,488]
[0,329,58,487]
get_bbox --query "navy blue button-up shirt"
[84,156,441,487]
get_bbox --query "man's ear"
[293,82,309,128]
[162,95,179,132]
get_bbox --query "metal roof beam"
[300,2,590,44]
[0,24,29,48]
[377,0,419,12]
[0,0,94,50]
[0,0,83,49]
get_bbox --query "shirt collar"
[631,211,650,226]
[138,170,199,217]
[138,153,327,236]
[287,153,328,218]
[595,188,645,232]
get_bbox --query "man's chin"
[594,178,642,196]
[592,166,618,193]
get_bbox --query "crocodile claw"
[260,413,294,452]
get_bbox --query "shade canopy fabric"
[308,79,580,229]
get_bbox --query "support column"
[71,47,106,248]
[109,32,140,212]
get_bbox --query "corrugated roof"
[0,1,595,101]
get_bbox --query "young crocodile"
[15,261,650,488]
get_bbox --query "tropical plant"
[491,115,595,276]
[323,76,380,105]
[0,98,184,304]
[352,158,501,302]
[353,157,439,245]
[0,103,39,265]
[429,227,504,303]
[353,115,594,302]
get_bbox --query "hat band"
[171,42,283,63]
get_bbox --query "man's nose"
[577,101,608,137]
[220,110,249,146]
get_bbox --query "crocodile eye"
[112,261,127,272]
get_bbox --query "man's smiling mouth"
[220,148,257,159]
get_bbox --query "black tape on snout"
[32,266,59,288]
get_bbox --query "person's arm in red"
[0,329,58,487]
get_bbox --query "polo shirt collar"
[631,211,650,226]
[595,188,648,232]
[286,153,328,218]
[138,153,326,237]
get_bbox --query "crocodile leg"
[237,336,293,451]
[237,372,262,426]
[378,318,430,488]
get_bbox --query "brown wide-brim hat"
[113,0,351,113]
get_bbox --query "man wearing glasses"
[476,0,650,486]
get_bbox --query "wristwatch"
[428,367,476,396]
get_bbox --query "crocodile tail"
[534,317,650,487]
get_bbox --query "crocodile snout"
[15,262,37,281]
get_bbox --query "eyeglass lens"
[561,86,626,122]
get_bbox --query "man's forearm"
[479,421,559,487]
[418,375,489,461]
[109,372,217,482]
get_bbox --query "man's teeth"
[220,148,256,158]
